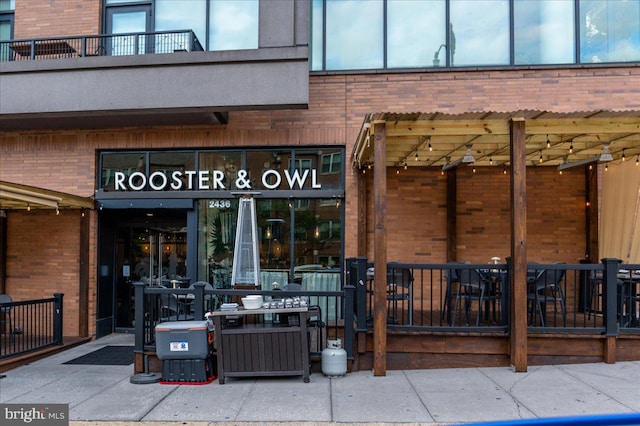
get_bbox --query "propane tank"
[321,339,347,377]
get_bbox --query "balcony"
[1,30,205,61]
[0,30,309,130]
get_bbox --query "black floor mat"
[63,345,134,365]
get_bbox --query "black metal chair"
[527,268,566,327]
[442,263,462,324]
[0,294,14,339]
[386,266,414,325]
[451,268,489,326]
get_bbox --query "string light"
[605,163,608,172]
[546,135,550,149]
[636,154,639,166]
[489,157,493,165]
[559,169,563,175]
[56,206,60,215]
[622,149,626,161]
[539,151,543,163]
[415,151,418,162]
[472,166,476,173]
[27,203,31,211]
[396,166,400,175]
[569,142,573,154]
[502,165,507,175]
[404,161,408,170]
[428,137,433,151]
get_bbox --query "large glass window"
[209,0,258,51]
[0,0,15,11]
[325,0,383,70]
[105,0,258,52]
[0,0,14,62]
[100,152,147,191]
[311,0,324,70]
[149,152,195,191]
[199,151,243,190]
[450,0,510,66]
[514,0,575,65]
[387,0,446,68]
[197,197,238,289]
[580,0,640,63]
[197,196,343,288]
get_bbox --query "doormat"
[63,345,134,365]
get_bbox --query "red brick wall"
[364,165,586,265]
[14,0,101,39]
[6,210,83,337]
[1,65,634,336]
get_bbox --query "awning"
[352,109,640,170]
[0,180,94,211]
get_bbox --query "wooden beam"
[510,118,528,372]
[373,122,388,376]
[446,169,457,262]
[357,170,367,257]
[586,166,599,262]
[79,209,90,338]
[604,336,616,364]
[0,214,5,294]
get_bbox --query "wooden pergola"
[351,110,640,375]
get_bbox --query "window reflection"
[199,151,242,190]
[209,0,258,51]
[325,0,383,70]
[100,152,146,191]
[514,0,574,65]
[387,0,446,68]
[450,0,509,66]
[311,0,324,70]
[106,0,257,52]
[148,152,195,191]
[155,0,206,50]
[580,0,640,63]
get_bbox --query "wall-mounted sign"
[113,168,322,191]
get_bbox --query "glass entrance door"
[105,5,152,55]
[115,213,187,330]
[98,210,187,335]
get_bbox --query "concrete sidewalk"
[1,333,640,425]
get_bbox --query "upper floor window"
[105,0,258,52]
[0,0,14,62]
[311,0,640,71]
[321,152,341,175]
[514,0,575,65]
[580,0,640,63]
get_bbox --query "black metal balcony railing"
[0,294,64,359]
[0,30,203,62]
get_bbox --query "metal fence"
[133,282,354,362]
[0,294,64,359]
[0,30,203,62]
[349,257,639,335]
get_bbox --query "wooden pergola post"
[373,121,388,376]
[510,117,528,372]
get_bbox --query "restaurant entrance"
[97,209,188,336]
